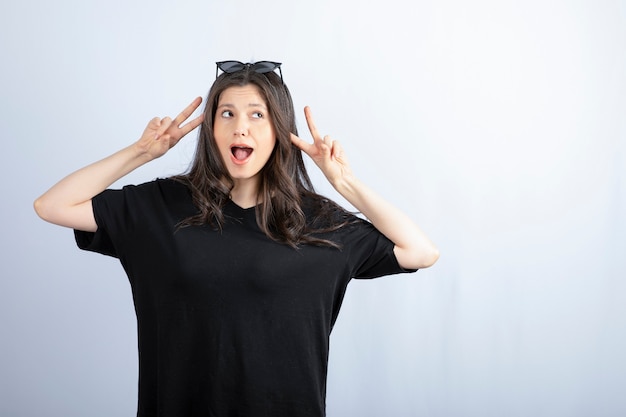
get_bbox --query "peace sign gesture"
[136,97,205,161]
[290,106,353,187]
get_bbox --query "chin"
[227,169,261,182]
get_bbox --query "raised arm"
[290,106,439,270]
[34,97,204,232]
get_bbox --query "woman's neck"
[229,178,261,209]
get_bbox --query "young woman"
[34,61,439,417]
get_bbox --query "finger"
[163,133,184,149]
[156,117,173,137]
[303,106,322,141]
[290,133,313,153]
[173,97,203,126]
[148,116,161,129]
[329,139,343,160]
[318,135,333,157]
[146,117,162,139]
[166,133,184,148]
[178,113,205,137]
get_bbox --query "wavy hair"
[173,66,351,248]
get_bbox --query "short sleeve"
[73,179,195,260]
[341,218,418,279]
[74,187,128,258]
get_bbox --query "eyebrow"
[217,103,267,110]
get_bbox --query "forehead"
[217,84,267,107]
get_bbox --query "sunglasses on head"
[215,60,283,83]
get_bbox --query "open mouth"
[231,146,253,161]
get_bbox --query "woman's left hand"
[291,107,439,269]
[290,106,353,187]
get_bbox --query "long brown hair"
[174,66,351,247]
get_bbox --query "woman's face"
[213,84,276,189]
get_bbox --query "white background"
[1,0,624,416]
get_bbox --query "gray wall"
[1,0,625,416]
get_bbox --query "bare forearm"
[332,175,439,269]
[289,105,439,269]
[34,144,152,230]
[34,97,204,231]
[50,144,149,202]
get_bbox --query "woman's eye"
[251,111,263,119]
[221,110,233,118]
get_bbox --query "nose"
[234,117,249,137]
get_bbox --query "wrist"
[331,173,360,198]
[129,141,156,164]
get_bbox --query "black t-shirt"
[75,178,415,417]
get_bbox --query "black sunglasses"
[215,60,283,83]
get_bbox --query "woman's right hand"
[136,97,205,160]
[34,97,205,231]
